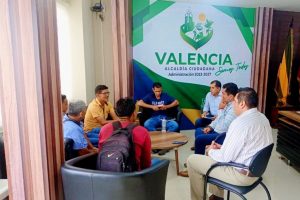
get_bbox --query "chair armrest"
[206,162,248,177]
[63,153,170,177]
[138,107,153,126]
[177,110,183,122]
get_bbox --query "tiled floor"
[153,129,300,200]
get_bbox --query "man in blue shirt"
[137,82,179,132]
[194,83,238,155]
[195,80,222,128]
[63,100,98,156]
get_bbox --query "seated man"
[99,98,151,171]
[84,85,119,146]
[137,82,179,132]
[187,87,273,200]
[63,100,98,156]
[61,94,68,117]
[195,80,222,128]
[194,83,238,155]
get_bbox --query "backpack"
[96,121,137,172]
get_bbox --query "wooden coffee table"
[150,131,189,176]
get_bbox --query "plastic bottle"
[161,118,167,133]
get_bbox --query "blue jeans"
[144,115,179,132]
[87,127,101,147]
[194,117,212,128]
[194,128,226,155]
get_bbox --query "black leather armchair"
[0,130,7,179]
[64,138,78,161]
[61,153,170,200]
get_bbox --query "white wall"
[57,0,88,102]
[82,0,96,102]
[56,0,115,104]
[91,0,115,102]
[68,0,88,102]
[57,1,73,100]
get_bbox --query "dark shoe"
[209,195,224,200]
[152,149,159,154]
[158,149,169,155]
[190,146,195,151]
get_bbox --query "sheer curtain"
[111,0,133,102]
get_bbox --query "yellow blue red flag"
[275,20,294,107]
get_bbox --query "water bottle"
[161,118,167,133]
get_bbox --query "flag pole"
[288,17,294,93]
[274,17,294,107]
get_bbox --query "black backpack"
[96,121,137,172]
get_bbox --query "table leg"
[175,148,179,175]
[175,148,189,177]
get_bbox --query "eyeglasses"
[100,92,110,95]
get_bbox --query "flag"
[275,19,294,107]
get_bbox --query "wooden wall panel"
[0,0,64,199]
[36,0,64,199]
[251,7,273,113]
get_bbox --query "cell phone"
[205,115,214,119]
[172,141,186,145]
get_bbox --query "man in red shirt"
[98,98,151,170]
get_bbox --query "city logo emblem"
[180,11,213,50]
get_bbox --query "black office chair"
[0,131,7,179]
[138,105,182,131]
[61,153,170,200]
[203,143,274,200]
[64,138,78,161]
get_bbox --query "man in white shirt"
[187,87,273,200]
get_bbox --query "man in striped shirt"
[194,83,238,155]
[187,88,273,200]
